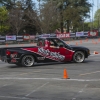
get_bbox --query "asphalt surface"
[0,38,100,100]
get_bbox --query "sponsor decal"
[11,58,16,62]
[38,47,65,61]
[10,54,17,58]
[37,57,45,60]
[88,31,98,37]
[6,35,16,41]
[76,32,84,37]
[23,34,30,40]
[90,32,96,36]
[30,35,35,40]
[56,33,70,38]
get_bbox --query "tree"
[23,0,42,34]
[40,0,92,32]
[93,9,100,30]
[40,0,60,33]
[0,6,9,34]
[63,0,92,32]
[0,0,16,10]
[78,22,90,32]
[0,0,41,35]
[8,1,25,35]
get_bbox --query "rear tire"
[21,55,35,67]
[73,51,85,63]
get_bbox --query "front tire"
[21,55,35,67]
[73,51,85,63]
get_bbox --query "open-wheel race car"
[0,37,90,67]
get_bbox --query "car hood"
[69,45,89,50]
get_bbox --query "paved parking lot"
[0,38,100,100]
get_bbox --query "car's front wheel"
[21,55,35,67]
[73,51,85,63]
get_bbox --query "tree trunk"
[60,11,63,33]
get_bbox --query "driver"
[49,40,59,48]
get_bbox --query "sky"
[89,0,99,20]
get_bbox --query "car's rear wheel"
[21,55,35,67]
[73,51,85,63]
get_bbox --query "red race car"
[0,37,90,67]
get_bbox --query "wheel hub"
[22,55,34,67]
[74,51,85,63]
[77,55,82,60]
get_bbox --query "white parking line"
[26,82,49,96]
[80,71,100,76]
[0,77,100,81]
[72,84,88,100]
[0,95,31,100]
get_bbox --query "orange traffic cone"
[80,40,82,44]
[75,42,78,46]
[95,42,98,44]
[6,43,8,47]
[63,69,69,79]
[86,38,88,42]
[67,42,69,44]
[98,38,100,41]
[94,51,99,54]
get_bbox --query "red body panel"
[22,45,74,62]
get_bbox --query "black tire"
[73,51,85,63]
[21,55,35,67]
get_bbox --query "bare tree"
[8,0,42,35]
[9,4,25,35]
[24,9,41,32]
[40,1,60,33]
[22,0,42,34]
